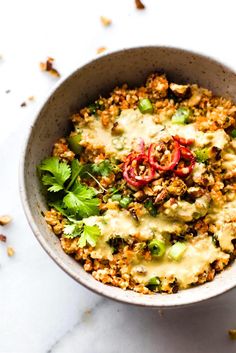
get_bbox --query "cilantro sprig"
[39,157,100,221]
[38,157,102,248]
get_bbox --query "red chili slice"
[173,135,194,146]
[123,153,155,188]
[174,146,195,177]
[148,140,180,171]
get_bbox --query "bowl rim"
[19,45,236,308]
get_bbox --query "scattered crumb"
[82,308,92,323]
[5,89,11,94]
[40,57,61,78]
[158,309,164,317]
[20,96,35,107]
[84,309,92,315]
[135,0,145,9]
[7,247,14,257]
[97,47,107,54]
[0,215,12,226]
[100,16,112,27]
[0,234,7,242]
[228,329,236,340]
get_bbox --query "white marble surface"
[1,0,236,352]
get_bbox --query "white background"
[0,0,236,352]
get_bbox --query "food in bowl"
[38,73,236,294]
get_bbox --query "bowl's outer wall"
[22,47,236,307]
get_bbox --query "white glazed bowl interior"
[20,47,236,308]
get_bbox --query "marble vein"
[47,298,106,353]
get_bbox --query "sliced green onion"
[67,134,82,154]
[171,107,191,124]
[195,148,209,163]
[148,239,166,257]
[231,129,236,138]
[168,242,186,261]
[111,194,122,202]
[112,137,125,151]
[119,196,131,208]
[144,199,157,217]
[146,276,161,291]
[138,98,153,114]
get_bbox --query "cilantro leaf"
[91,160,113,177]
[63,192,99,218]
[63,222,83,239]
[63,182,99,218]
[63,221,100,247]
[42,174,64,192]
[71,182,97,198]
[77,199,100,218]
[78,225,101,247]
[39,157,71,191]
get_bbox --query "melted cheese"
[79,109,163,156]
[131,235,229,288]
[222,150,236,173]
[83,209,185,260]
[166,122,229,149]
[79,109,230,157]
[163,195,210,222]
[84,209,185,242]
[208,199,236,252]
[216,224,236,252]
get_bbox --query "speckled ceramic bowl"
[20,47,236,308]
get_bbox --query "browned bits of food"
[167,178,187,196]
[38,72,236,295]
[154,189,168,204]
[0,215,12,226]
[44,209,65,235]
[135,0,145,9]
[100,16,112,27]
[20,96,35,108]
[7,247,14,257]
[170,83,189,97]
[96,47,107,55]
[0,234,7,242]
[146,74,169,98]
[40,57,61,78]
[228,329,236,340]
[52,138,75,162]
